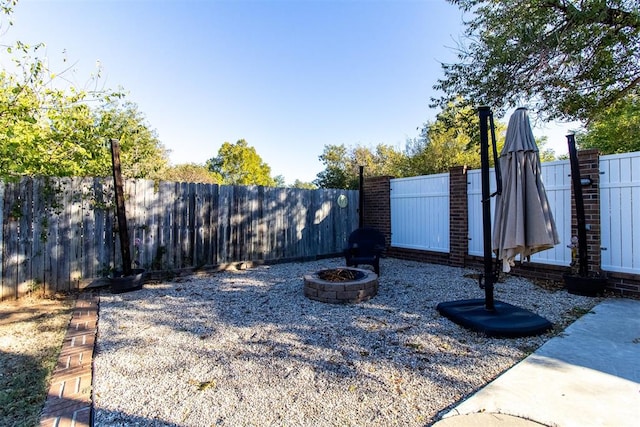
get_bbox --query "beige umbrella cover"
[493,108,559,272]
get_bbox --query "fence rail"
[0,177,359,299]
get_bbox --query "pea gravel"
[93,258,600,426]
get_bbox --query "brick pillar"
[449,166,469,267]
[362,176,393,247]
[573,149,602,274]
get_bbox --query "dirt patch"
[0,295,74,426]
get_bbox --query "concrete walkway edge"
[433,298,640,427]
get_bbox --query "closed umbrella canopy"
[493,108,559,272]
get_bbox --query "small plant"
[567,235,580,275]
[27,280,42,296]
[98,263,114,278]
[133,237,142,267]
[565,232,606,296]
[152,246,166,271]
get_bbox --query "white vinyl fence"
[467,160,572,267]
[390,173,449,252]
[391,151,640,275]
[600,153,640,274]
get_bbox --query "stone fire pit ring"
[303,267,378,304]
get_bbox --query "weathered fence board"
[0,177,359,298]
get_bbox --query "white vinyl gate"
[390,174,449,252]
[600,153,640,274]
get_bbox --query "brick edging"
[40,292,98,427]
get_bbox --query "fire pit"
[303,267,378,304]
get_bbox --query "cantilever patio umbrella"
[493,108,560,273]
[437,107,554,337]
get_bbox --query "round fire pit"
[303,267,378,304]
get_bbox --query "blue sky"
[4,0,578,184]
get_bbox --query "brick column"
[449,166,469,267]
[362,176,393,247]
[574,149,602,275]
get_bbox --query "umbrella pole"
[359,165,364,228]
[478,106,495,311]
[435,108,553,337]
[111,138,133,277]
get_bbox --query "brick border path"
[40,292,98,427]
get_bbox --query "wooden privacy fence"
[0,177,359,299]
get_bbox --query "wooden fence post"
[110,139,132,276]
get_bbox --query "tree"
[206,139,276,186]
[96,102,169,179]
[314,144,352,189]
[314,143,407,189]
[0,1,169,180]
[163,163,221,184]
[273,175,286,188]
[433,0,640,123]
[407,101,489,175]
[533,136,557,163]
[576,94,640,153]
[313,102,555,188]
[291,180,317,189]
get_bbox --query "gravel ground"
[93,258,601,427]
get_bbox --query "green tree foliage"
[291,179,317,189]
[576,95,640,153]
[405,101,500,175]
[163,163,221,184]
[433,0,640,123]
[0,1,169,180]
[314,144,351,189]
[313,102,557,187]
[206,139,276,186]
[535,136,557,163]
[314,143,405,189]
[96,102,169,179]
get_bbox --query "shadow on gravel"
[97,260,536,383]
[93,258,598,426]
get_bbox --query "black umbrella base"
[437,299,552,338]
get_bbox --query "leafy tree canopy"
[206,139,276,186]
[576,94,640,153]
[97,102,169,179]
[405,100,500,175]
[433,0,640,123]
[0,0,169,180]
[313,101,557,188]
[291,179,317,189]
[163,163,221,184]
[314,143,405,189]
